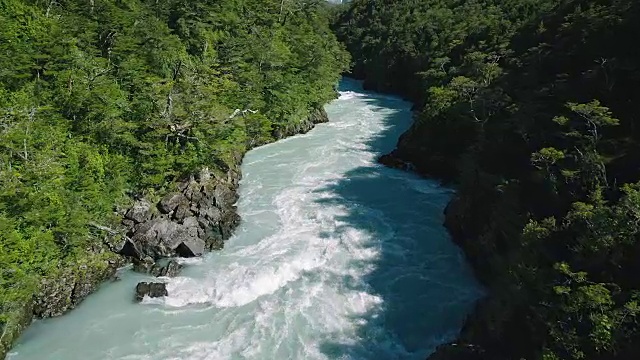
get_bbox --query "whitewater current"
[9,79,481,360]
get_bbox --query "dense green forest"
[0,0,347,353]
[334,0,640,359]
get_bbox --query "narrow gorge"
[7,0,637,359]
[7,79,480,359]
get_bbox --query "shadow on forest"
[316,79,481,359]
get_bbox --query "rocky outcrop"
[272,107,329,140]
[153,260,183,277]
[0,298,33,360]
[377,153,412,171]
[135,282,168,301]
[118,108,328,275]
[133,258,183,277]
[124,199,152,224]
[378,121,460,183]
[118,166,240,267]
[112,108,329,300]
[33,252,125,318]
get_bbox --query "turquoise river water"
[9,79,481,360]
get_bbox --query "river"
[8,78,481,360]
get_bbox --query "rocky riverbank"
[0,107,330,359]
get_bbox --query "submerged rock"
[135,282,168,301]
[378,153,408,170]
[132,256,155,273]
[132,258,183,277]
[153,260,183,277]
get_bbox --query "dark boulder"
[153,260,183,277]
[182,216,199,228]
[132,256,155,273]
[173,202,193,221]
[183,180,202,202]
[214,184,238,208]
[159,193,188,214]
[219,211,241,239]
[135,282,168,301]
[175,237,205,257]
[201,206,221,223]
[117,238,144,259]
[129,218,177,258]
[124,200,151,223]
[377,153,408,170]
[126,213,205,259]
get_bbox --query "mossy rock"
[0,297,34,359]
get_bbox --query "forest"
[334,0,640,359]
[0,0,348,353]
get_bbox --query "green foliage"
[532,148,565,165]
[0,0,348,343]
[336,0,640,359]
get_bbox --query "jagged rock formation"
[135,282,169,302]
[118,108,330,276]
[120,167,240,265]
[133,259,183,277]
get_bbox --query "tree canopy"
[0,0,348,353]
[334,0,640,359]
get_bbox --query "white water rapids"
[9,78,481,360]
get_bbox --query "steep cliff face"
[378,122,459,183]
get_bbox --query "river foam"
[9,78,481,360]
